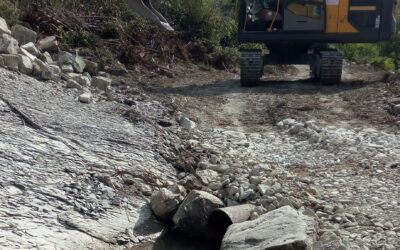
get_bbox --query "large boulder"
[58,51,74,65]
[0,34,18,54]
[173,190,224,238]
[221,206,317,250]
[37,36,59,52]
[150,188,182,220]
[19,47,36,62]
[21,42,40,56]
[11,25,37,45]
[41,64,61,81]
[72,54,86,73]
[0,17,11,36]
[92,76,112,90]
[19,55,33,74]
[1,54,20,71]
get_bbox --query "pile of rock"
[150,187,318,249]
[0,17,112,104]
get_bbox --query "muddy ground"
[0,61,399,249]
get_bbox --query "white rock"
[72,54,86,73]
[74,74,91,87]
[37,36,59,52]
[41,51,53,64]
[0,17,11,35]
[1,54,20,71]
[258,184,274,196]
[197,169,218,185]
[150,188,181,220]
[21,42,40,56]
[92,76,112,90]
[19,47,36,61]
[19,55,33,74]
[180,117,197,130]
[0,34,19,54]
[61,64,74,73]
[78,92,92,103]
[221,206,317,250]
[11,25,37,45]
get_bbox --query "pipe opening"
[207,209,234,241]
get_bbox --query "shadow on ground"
[144,78,372,97]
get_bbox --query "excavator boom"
[125,0,174,31]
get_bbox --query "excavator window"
[244,0,325,32]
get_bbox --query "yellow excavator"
[127,0,397,86]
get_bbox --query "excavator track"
[240,50,263,87]
[312,50,343,85]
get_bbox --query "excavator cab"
[124,0,174,31]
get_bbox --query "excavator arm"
[124,0,174,31]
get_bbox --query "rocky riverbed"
[0,16,399,250]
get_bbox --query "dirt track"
[0,61,399,249]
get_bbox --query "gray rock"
[78,92,92,103]
[0,55,4,67]
[66,79,82,90]
[37,36,59,52]
[0,34,19,54]
[42,64,61,80]
[32,58,47,75]
[173,190,224,238]
[19,55,33,74]
[1,54,20,71]
[104,62,128,76]
[92,76,112,90]
[40,51,53,64]
[196,169,218,185]
[21,42,40,56]
[11,25,37,45]
[258,184,274,196]
[0,17,11,35]
[208,164,229,173]
[180,117,197,130]
[74,74,91,87]
[58,51,74,65]
[394,104,400,115]
[221,206,317,250]
[209,182,223,191]
[150,188,181,220]
[72,54,86,73]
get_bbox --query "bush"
[0,0,19,26]
[209,46,240,69]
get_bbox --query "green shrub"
[61,30,100,47]
[0,0,19,26]
[209,46,240,69]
